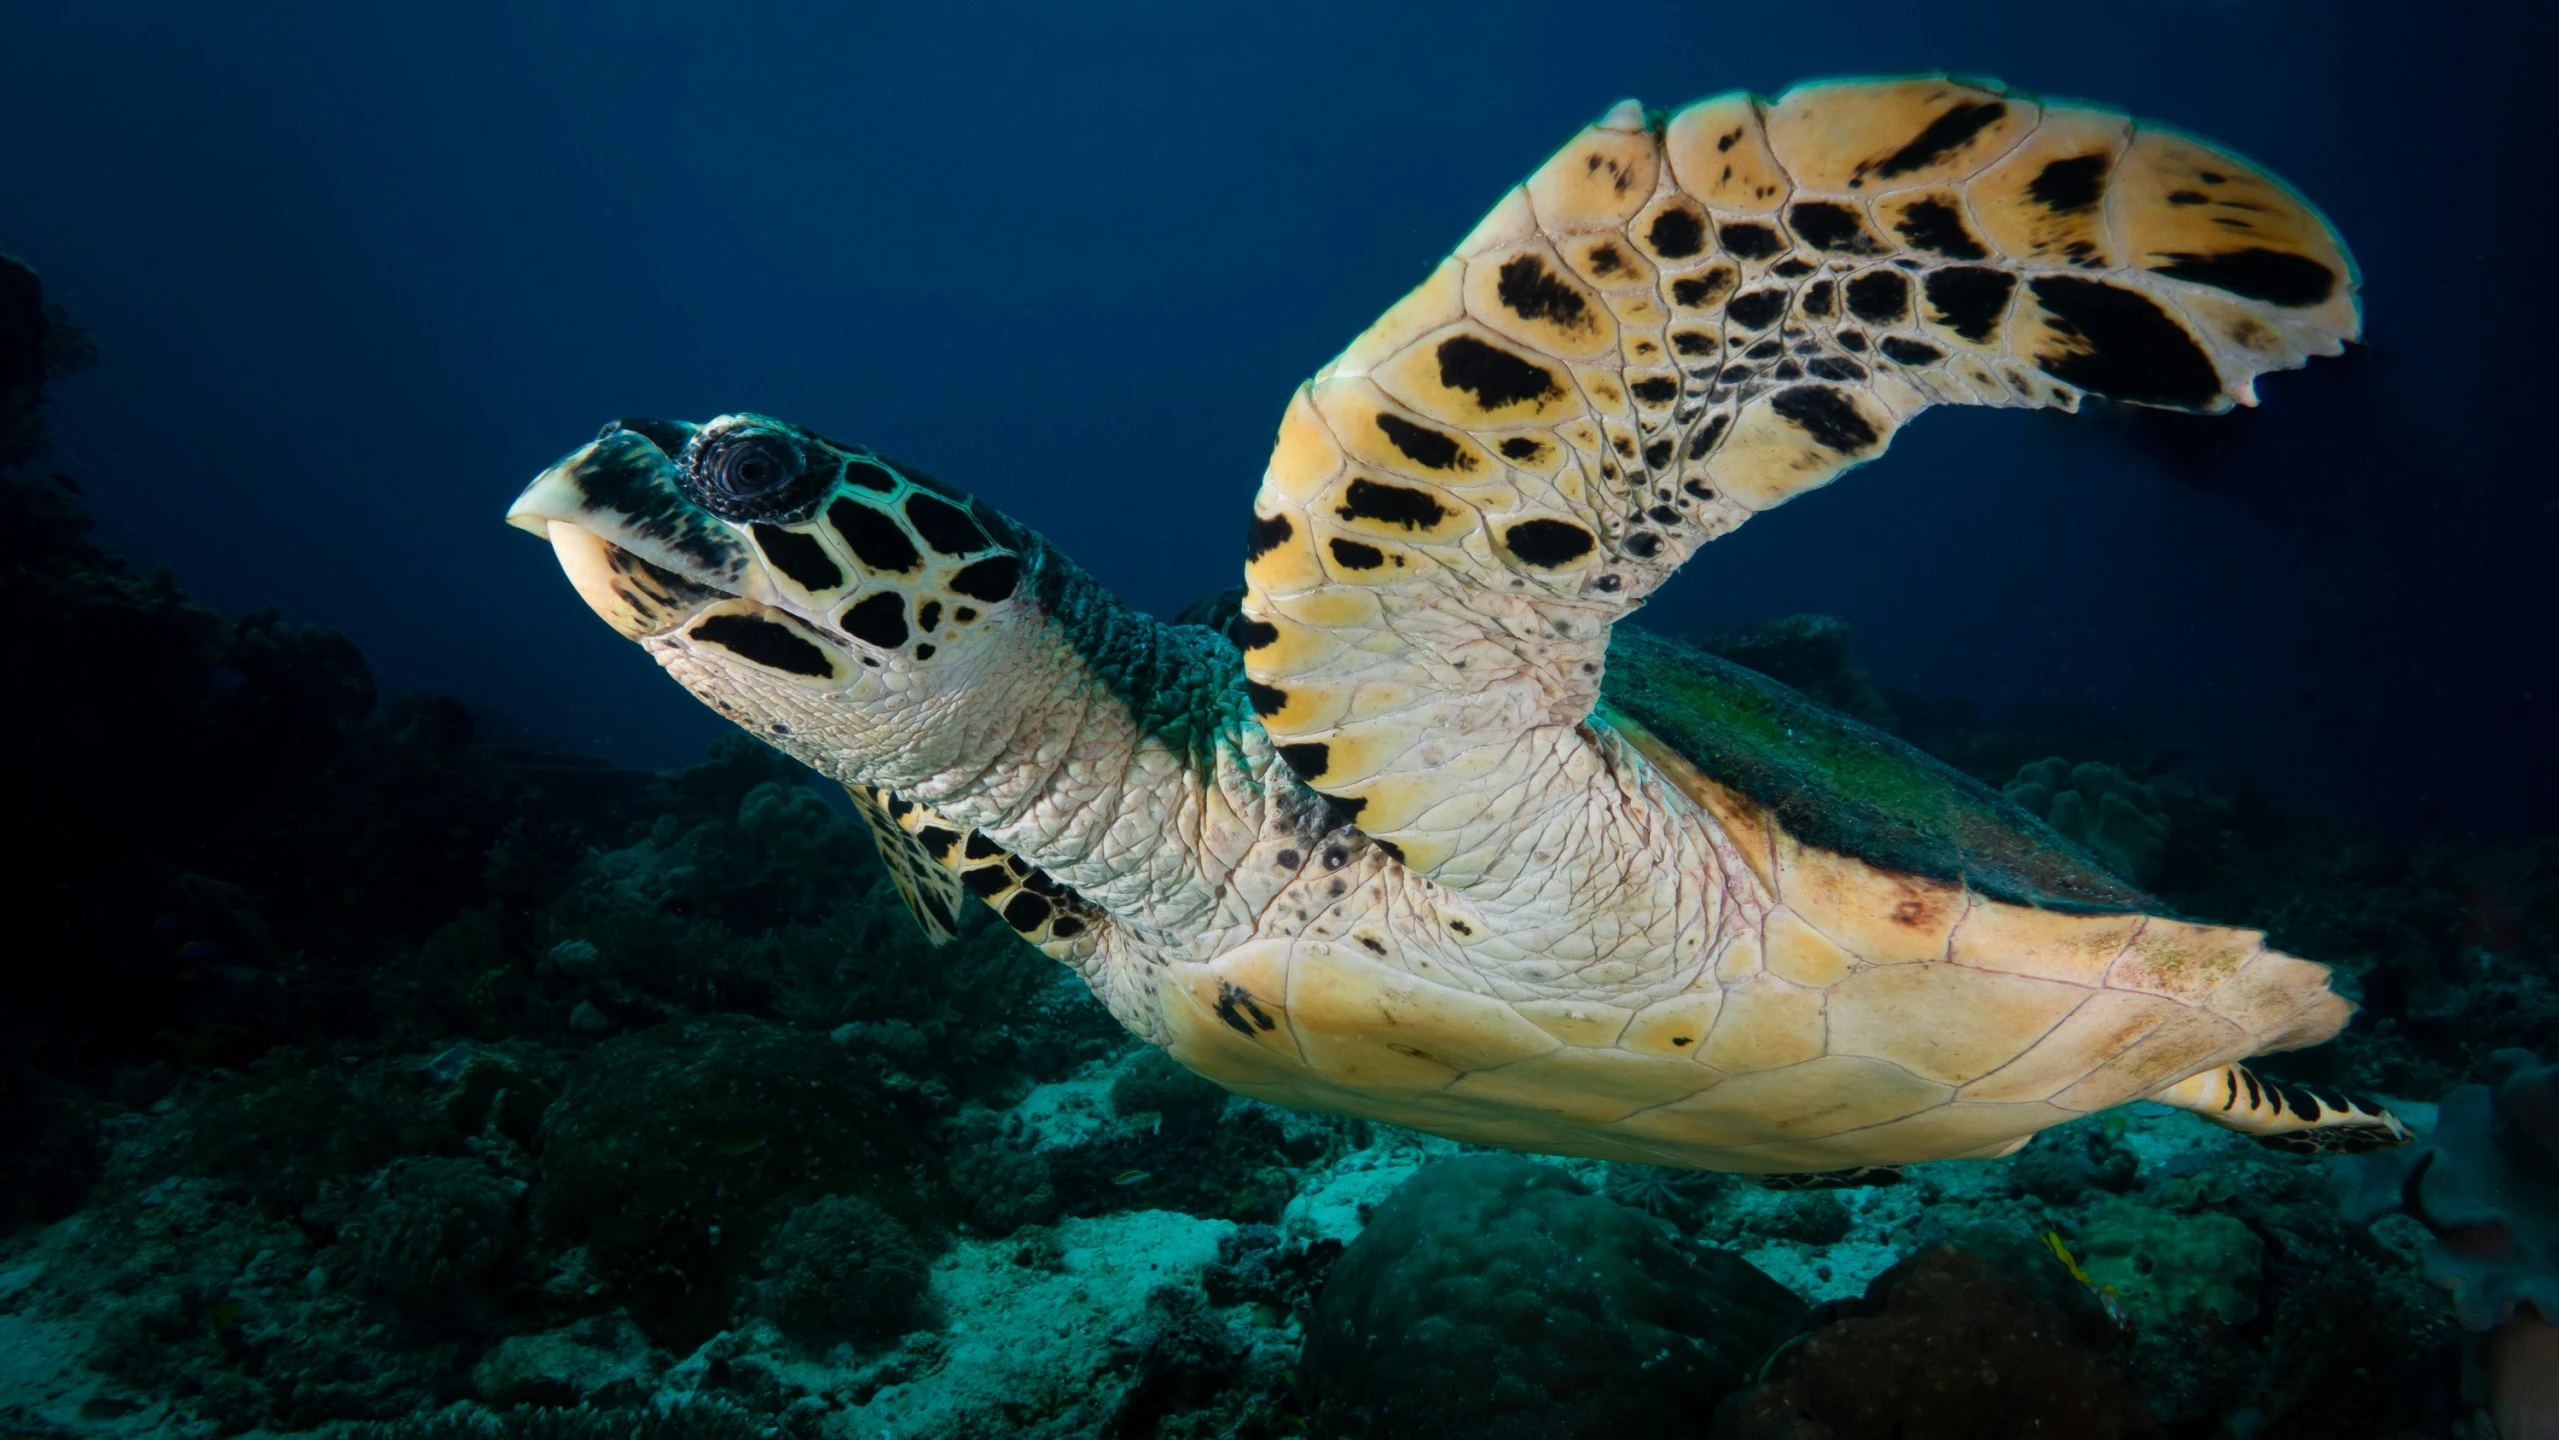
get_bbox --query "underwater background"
[3,0,2554,1436]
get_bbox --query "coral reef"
[1300,1156,1805,1440]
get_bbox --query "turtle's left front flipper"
[2154,1063,2411,1155]
[1239,76,2356,888]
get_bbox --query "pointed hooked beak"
[507,421,764,636]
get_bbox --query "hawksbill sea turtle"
[509,76,2410,1176]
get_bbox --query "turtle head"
[509,415,1039,783]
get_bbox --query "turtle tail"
[2153,1063,2410,1155]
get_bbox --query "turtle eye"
[687,430,823,520]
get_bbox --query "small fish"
[1111,1169,1151,1187]
[2042,1230,2133,1332]
[177,941,221,962]
[706,1130,768,1156]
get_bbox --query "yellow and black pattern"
[1239,76,2357,882]
[846,783,1105,964]
[844,783,970,944]
[2153,1062,2410,1155]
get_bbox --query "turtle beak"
[508,420,772,636]
[506,420,694,537]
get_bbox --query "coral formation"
[1300,1156,1805,1440]
[2071,1198,2263,1326]
[533,1015,944,1347]
[1710,1230,2161,1439]
[2339,1048,2559,1331]
[743,1193,932,1347]
[2005,756,2173,886]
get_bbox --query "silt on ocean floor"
[4,51,2557,1440]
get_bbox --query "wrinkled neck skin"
[655,536,1335,978]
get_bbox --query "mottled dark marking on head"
[1686,413,1731,459]
[1787,202,1881,254]
[902,493,991,555]
[1844,269,1911,325]
[948,555,1021,602]
[915,599,941,631]
[1495,254,1591,329]
[1671,330,1717,356]
[1328,537,1386,570]
[1771,257,1816,279]
[912,642,936,661]
[1647,207,1706,258]
[1773,360,1803,380]
[1770,385,1880,453]
[840,459,896,493]
[1337,478,1448,531]
[1727,290,1786,330]
[1878,336,1944,366]
[1745,339,1783,360]
[839,591,909,649]
[1647,505,1681,525]
[1623,530,1662,558]
[1837,330,1867,351]
[1436,335,1564,410]
[689,613,835,677]
[1891,198,1988,259]
[1805,356,1868,383]
[750,523,844,592]
[2028,154,2110,214]
[1048,914,1085,939]
[1630,376,1678,406]
[828,498,921,573]
[953,606,977,623]
[1801,279,1835,318]
[1718,222,1784,260]
[1503,518,1596,567]
[1374,413,1473,471]
[1923,266,2017,342]
[1274,848,1302,869]
[2028,275,2225,408]
[1643,437,1675,470]
[1871,100,2008,179]
[1498,436,1545,461]
[2150,247,2338,307]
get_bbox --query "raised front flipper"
[1239,76,2356,890]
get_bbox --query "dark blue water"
[3,0,2544,827]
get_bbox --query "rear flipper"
[2154,1063,2411,1155]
